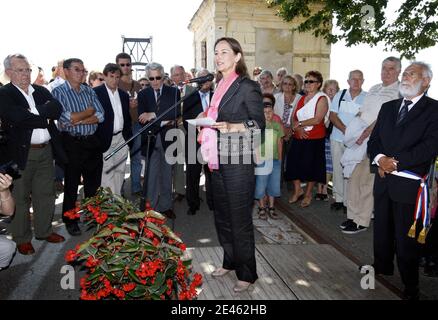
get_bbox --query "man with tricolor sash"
[368,62,438,300]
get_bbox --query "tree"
[266,0,438,59]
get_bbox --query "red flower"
[63,208,81,220]
[85,256,100,268]
[80,290,97,300]
[153,238,160,247]
[112,288,125,299]
[122,283,136,292]
[145,229,154,239]
[95,212,108,224]
[65,249,78,262]
[178,243,187,251]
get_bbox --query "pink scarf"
[198,71,239,171]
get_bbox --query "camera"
[0,161,21,180]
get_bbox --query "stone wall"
[188,0,331,79]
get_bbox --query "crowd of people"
[0,38,437,299]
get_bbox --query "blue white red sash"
[391,170,430,243]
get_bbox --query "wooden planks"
[188,244,399,300]
[189,246,297,300]
[256,244,399,300]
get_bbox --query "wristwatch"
[298,121,303,127]
[243,120,257,130]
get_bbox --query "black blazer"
[182,89,213,132]
[0,83,67,169]
[216,76,264,128]
[368,95,438,204]
[94,84,133,153]
[137,85,181,155]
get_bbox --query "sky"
[1,0,437,98]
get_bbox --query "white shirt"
[48,76,65,92]
[199,91,210,112]
[14,84,51,144]
[358,81,400,125]
[105,85,124,134]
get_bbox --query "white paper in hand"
[186,117,216,127]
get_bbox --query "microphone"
[180,73,214,85]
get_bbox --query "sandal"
[268,207,280,219]
[315,193,323,201]
[300,196,312,208]
[288,190,304,203]
[258,207,268,220]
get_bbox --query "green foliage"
[266,0,438,59]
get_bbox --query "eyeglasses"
[69,67,86,73]
[148,76,162,81]
[263,102,273,107]
[98,78,104,81]
[304,80,319,84]
[119,63,131,67]
[11,68,32,74]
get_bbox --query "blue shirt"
[330,89,367,143]
[52,81,104,136]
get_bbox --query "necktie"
[201,92,208,111]
[397,100,412,124]
[155,89,161,112]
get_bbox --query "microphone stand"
[104,85,203,212]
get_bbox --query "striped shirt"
[52,81,104,136]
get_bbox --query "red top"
[292,95,326,140]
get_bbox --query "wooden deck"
[187,244,399,300]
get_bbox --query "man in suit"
[368,62,438,299]
[52,58,105,236]
[170,65,196,202]
[94,63,132,196]
[182,68,214,215]
[138,62,180,219]
[0,54,66,255]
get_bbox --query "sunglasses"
[148,76,162,81]
[304,80,319,84]
[98,78,104,81]
[119,63,131,67]
[263,102,273,107]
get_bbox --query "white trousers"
[101,133,128,196]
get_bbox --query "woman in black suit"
[198,37,265,292]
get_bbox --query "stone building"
[188,0,330,79]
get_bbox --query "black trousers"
[61,133,103,222]
[211,163,258,283]
[374,191,421,292]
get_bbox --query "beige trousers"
[347,157,375,227]
[330,140,347,204]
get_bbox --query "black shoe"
[187,208,197,215]
[339,219,354,230]
[341,222,367,234]
[174,193,185,202]
[330,202,344,210]
[65,222,82,236]
[163,209,176,219]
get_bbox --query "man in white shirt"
[0,53,66,255]
[329,70,367,212]
[94,63,132,196]
[341,57,401,234]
